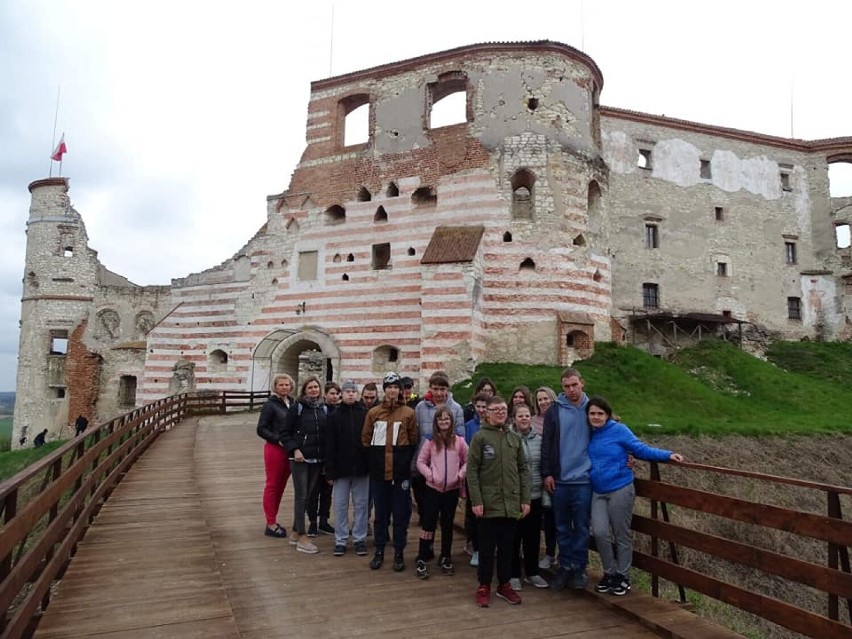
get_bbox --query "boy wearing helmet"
[361,372,419,572]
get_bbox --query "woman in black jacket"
[281,375,327,554]
[256,373,295,538]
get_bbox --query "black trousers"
[512,498,543,578]
[419,486,459,559]
[307,466,332,523]
[464,480,479,551]
[478,517,517,587]
[371,478,412,553]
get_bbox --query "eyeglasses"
[487,407,508,413]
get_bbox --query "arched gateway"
[251,328,341,392]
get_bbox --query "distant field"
[0,417,11,438]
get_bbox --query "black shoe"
[307,522,318,538]
[549,566,572,592]
[370,551,384,570]
[393,551,405,572]
[610,574,631,596]
[264,524,287,538]
[595,574,614,593]
[355,541,368,556]
[318,521,335,535]
[333,544,346,556]
[415,559,429,579]
[439,556,454,576]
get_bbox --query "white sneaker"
[470,551,479,567]
[538,555,554,570]
[509,578,523,591]
[463,540,474,556]
[296,540,319,554]
[525,575,549,589]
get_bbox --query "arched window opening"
[209,349,228,373]
[511,169,535,219]
[346,253,355,262]
[281,258,288,268]
[357,186,372,202]
[573,235,586,247]
[333,253,342,263]
[407,247,416,256]
[342,273,350,281]
[587,180,602,215]
[527,97,539,111]
[503,231,513,243]
[386,181,400,197]
[325,205,346,225]
[266,260,274,269]
[374,206,388,222]
[340,94,370,147]
[411,186,437,207]
[520,258,536,271]
[593,269,603,282]
[286,218,300,233]
[429,73,468,129]
[271,277,278,286]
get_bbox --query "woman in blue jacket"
[586,396,683,596]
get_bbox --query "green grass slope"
[452,341,852,436]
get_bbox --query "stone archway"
[266,328,341,392]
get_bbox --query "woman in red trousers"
[257,373,295,537]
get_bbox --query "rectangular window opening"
[637,148,653,170]
[49,330,69,355]
[372,243,391,270]
[714,206,725,221]
[787,296,802,320]
[644,223,659,249]
[642,283,659,309]
[700,159,712,179]
[779,165,793,192]
[785,241,797,265]
[119,375,137,406]
[716,262,728,276]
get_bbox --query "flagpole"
[49,86,61,177]
[329,3,335,77]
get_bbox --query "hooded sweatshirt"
[540,392,591,485]
[588,418,672,494]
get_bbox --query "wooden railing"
[0,389,268,638]
[633,461,852,639]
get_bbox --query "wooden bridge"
[0,393,849,638]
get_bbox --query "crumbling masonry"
[13,41,852,446]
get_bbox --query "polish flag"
[50,135,67,162]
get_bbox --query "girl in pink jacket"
[414,407,468,579]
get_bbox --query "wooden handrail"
[634,461,851,639]
[0,389,268,639]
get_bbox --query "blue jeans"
[552,482,592,572]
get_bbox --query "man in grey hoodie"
[540,368,592,591]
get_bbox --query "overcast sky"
[1,0,850,392]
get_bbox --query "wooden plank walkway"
[36,413,743,638]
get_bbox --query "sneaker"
[307,522,318,538]
[463,540,474,556]
[610,574,631,596]
[595,574,614,593]
[469,551,479,567]
[525,575,549,589]
[416,559,429,579]
[333,544,346,556]
[264,524,287,538]
[355,541,368,556]
[509,577,523,591]
[538,554,555,570]
[496,582,522,605]
[369,551,384,570]
[549,566,572,592]
[296,539,319,554]
[475,584,491,607]
[393,551,405,572]
[439,556,454,576]
[318,521,335,535]
[288,530,299,545]
[570,570,589,590]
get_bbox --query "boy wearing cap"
[362,373,419,571]
[326,380,370,556]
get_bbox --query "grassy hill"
[452,340,852,436]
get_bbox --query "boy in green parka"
[467,396,531,607]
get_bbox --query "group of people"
[257,367,683,608]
